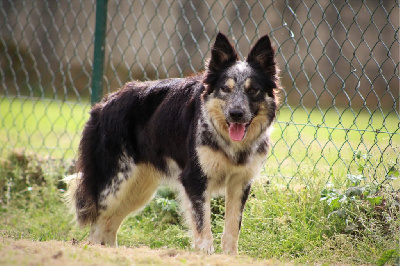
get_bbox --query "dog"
[66,32,280,255]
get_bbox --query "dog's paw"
[195,238,215,254]
[221,233,238,255]
[203,244,215,254]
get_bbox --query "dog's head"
[202,32,280,144]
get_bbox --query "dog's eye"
[221,86,231,93]
[247,87,259,96]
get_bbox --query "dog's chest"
[196,145,266,185]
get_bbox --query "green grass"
[1,96,399,184]
[0,97,90,158]
[0,150,399,264]
[1,96,399,263]
[270,105,399,185]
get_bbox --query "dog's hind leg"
[221,177,252,255]
[88,214,125,246]
[89,164,161,246]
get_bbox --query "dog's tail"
[63,173,81,222]
[63,172,97,226]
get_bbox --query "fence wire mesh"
[1,0,399,189]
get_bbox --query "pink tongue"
[228,123,246,141]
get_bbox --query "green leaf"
[328,209,346,218]
[344,224,357,232]
[329,198,341,209]
[346,174,366,185]
[345,187,363,197]
[377,249,399,266]
[386,166,399,180]
[366,196,383,206]
[354,151,362,160]
[362,153,371,160]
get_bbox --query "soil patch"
[0,237,280,265]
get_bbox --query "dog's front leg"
[222,177,252,255]
[180,165,214,254]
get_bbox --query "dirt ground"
[0,237,282,265]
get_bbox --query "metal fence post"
[91,0,108,105]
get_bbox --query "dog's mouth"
[227,122,250,141]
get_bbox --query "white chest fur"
[196,145,266,195]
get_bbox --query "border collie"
[66,32,280,255]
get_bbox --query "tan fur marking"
[225,78,235,91]
[222,174,251,255]
[196,145,232,179]
[244,78,251,89]
[245,102,268,143]
[91,163,162,246]
[100,163,161,216]
[196,146,265,190]
[204,98,230,141]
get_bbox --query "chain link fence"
[1,0,399,188]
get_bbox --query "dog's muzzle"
[227,108,251,141]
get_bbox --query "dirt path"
[0,237,280,265]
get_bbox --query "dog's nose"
[229,109,244,120]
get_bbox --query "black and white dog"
[66,32,280,254]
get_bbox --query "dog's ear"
[207,32,238,73]
[247,34,276,77]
